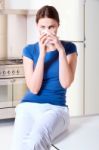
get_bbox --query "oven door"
[0,79,13,108]
[12,78,27,106]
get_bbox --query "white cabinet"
[29,0,52,10]
[5,0,32,9]
[0,13,27,59]
[5,0,52,9]
[85,0,99,115]
[7,15,27,58]
[67,43,84,116]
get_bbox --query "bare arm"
[23,33,48,94]
[59,49,77,88]
[23,55,45,94]
[48,33,77,88]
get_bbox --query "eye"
[49,26,55,29]
[40,26,45,29]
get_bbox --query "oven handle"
[0,78,25,85]
[0,79,13,85]
[12,78,26,84]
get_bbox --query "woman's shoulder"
[22,42,39,59]
[61,40,77,55]
[61,40,76,49]
[23,42,38,50]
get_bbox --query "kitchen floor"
[0,115,99,150]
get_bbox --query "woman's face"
[37,18,59,36]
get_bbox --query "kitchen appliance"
[54,0,85,117]
[85,0,99,115]
[0,58,24,78]
[0,58,27,119]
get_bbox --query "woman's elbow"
[60,78,74,89]
[27,83,40,95]
[61,82,71,89]
[30,88,39,95]
[32,90,39,95]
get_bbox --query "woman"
[11,5,77,150]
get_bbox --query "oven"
[0,59,27,119]
[0,78,26,108]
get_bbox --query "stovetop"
[0,58,23,65]
[0,58,24,78]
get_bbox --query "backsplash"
[7,14,27,58]
[0,9,37,59]
[27,15,38,44]
[0,0,4,9]
[0,15,7,59]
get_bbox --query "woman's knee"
[28,127,51,150]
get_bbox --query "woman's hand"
[45,33,65,52]
[39,33,48,57]
[39,31,65,54]
[39,32,56,55]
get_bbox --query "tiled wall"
[7,15,27,58]
[27,15,38,44]
[0,0,4,9]
[0,15,7,59]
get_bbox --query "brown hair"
[36,5,60,25]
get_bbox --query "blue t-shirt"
[21,41,77,106]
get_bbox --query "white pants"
[11,102,70,150]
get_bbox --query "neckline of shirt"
[36,42,58,54]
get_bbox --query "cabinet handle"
[10,79,15,83]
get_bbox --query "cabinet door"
[7,15,27,58]
[85,0,99,115]
[5,0,52,9]
[0,79,12,108]
[5,0,31,9]
[67,43,84,116]
[0,15,7,59]
[12,78,27,106]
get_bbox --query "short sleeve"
[22,44,34,60]
[61,41,77,55]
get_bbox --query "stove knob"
[12,70,15,74]
[7,71,10,74]
[3,71,6,75]
[17,70,19,74]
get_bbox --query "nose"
[45,27,50,31]
[43,28,50,35]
